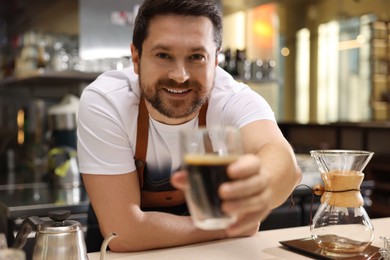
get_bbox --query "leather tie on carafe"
[319,170,364,208]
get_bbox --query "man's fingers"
[170,170,188,190]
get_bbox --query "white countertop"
[88,217,389,260]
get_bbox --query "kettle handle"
[12,216,44,249]
[100,233,118,260]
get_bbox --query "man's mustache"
[156,78,201,89]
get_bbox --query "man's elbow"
[294,165,303,186]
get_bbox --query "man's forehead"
[148,14,213,33]
[145,15,215,48]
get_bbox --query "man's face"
[131,15,218,123]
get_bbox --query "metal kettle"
[13,210,88,260]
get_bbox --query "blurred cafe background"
[0,0,390,256]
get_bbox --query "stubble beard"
[138,69,212,119]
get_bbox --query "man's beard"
[139,71,211,119]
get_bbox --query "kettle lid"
[38,210,82,233]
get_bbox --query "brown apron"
[134,98,207,208]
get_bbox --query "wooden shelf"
[0,70,101,88]
[373,182,390,192]
[370,202,390,217]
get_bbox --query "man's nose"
[168,64,190,83]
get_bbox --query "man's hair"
[132,0,223,56]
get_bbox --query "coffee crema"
[184,154,238,165]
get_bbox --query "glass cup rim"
[310,149,374,156]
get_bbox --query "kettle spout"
[100,232,118,260]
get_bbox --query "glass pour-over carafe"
[310,150,374,257]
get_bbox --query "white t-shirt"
[77,66,275,182]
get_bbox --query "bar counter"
[88,217,389,260]
[0,182,89,222]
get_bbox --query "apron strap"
[135,97,148,188]
[134,98,208,208]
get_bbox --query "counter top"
[88,217,389,260]
[0,182,89,220]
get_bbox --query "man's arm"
[82,172,226,252]
[171,120,301,237]
[219,119,302,236]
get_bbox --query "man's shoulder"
[213,66,252,98]
[215,66,249,91]
[87,66,138,95]
[210,66,267,111]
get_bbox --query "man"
[77,0,301,252]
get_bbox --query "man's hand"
[171,154,270,238]
[172,121,301,238]
[220,154,272,236]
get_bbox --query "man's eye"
[156,53,170,59]
[190,54,205,61]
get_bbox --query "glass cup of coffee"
[180,126,243,230]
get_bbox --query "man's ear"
[131,44,140,75]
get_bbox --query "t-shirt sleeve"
[77,88,136,174]
[221,85,276,128]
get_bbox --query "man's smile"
[165,88,191,94]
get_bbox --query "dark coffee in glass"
[181,127,242,230]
